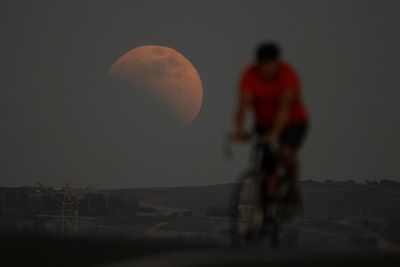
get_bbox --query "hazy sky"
[1,0,400,188]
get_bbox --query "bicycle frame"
[223,134,277,183]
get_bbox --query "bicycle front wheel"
[229,171,264,245]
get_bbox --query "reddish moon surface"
[107,45,203,124]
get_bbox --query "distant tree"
[365,180,378,185]
[379,180,400,186]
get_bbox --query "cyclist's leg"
[261,144,278,200]
[279,145,298,178]
[255,125,278,200]
[278,122,309,200]
[279,145,300,202]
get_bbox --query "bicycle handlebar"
[222,133,278,160]
[222,133,259,160]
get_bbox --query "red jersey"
[240,61,308,126]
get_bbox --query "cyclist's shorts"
[256,121,309,151]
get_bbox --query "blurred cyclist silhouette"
[234,41,309,199]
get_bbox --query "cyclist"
[234,42,309,200]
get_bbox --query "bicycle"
[224,134,303,247]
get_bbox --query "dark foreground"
[1,236,400,267]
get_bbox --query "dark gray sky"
[1,0,400,188]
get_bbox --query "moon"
[107,45,203,124]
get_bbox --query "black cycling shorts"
[256,121,309,151]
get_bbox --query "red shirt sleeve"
[239,66,255,93]
[281,63,300,92]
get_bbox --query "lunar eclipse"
[108,45,203,124]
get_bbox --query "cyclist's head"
[256,41,281,80]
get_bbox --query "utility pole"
[36,182,97,238]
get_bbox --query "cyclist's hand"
[263,133,279,149]
[233,128,247,141]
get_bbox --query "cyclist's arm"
[235,90,252,138]
[269,90,296,138]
